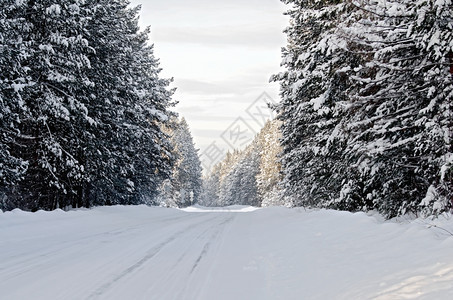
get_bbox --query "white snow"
[1,205,452,299]
[46,4,61,15]
[181,204,260,213]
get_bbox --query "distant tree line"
[200,120,283,207]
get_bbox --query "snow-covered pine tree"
[1,0,94,210]
[219,144,261,207]
[272,0,361,208]
[0,0,31,210]
[235,146,261,206]
[275,0,452,216]
[159,117,202,208]
[340,0,453,216]
[256,120,284,206]
[199,165,221,207]
[77,0,175,207]
[175,118,203,206]
[217,150,241,206]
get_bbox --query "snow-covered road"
[1,205,453,299]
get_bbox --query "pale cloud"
[129,0,287,159]
[176,105,206,114]
[174,78,268,98]
[154,24,285,48]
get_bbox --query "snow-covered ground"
[1,205,452,300]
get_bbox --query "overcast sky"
[129,0,288,170]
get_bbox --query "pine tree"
[0,0,31,209]
[272,0,360,208]
[217,150,241,206]
[158,117,202,208]
[78,0,174,207]
[340,0,453,216]
[199,166,221,207]
[219,145,261,207]
[0,0,95,210]
[256,120,284,206]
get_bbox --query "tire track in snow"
[173,214,236,300]
[107,213,237,300]
[140,215,233,299]
[88,214,220,299]
[190,215,235,274]
[0,213,196,280]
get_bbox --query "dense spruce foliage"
[273,0,453,217]
[0,0,175,211]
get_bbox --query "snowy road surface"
[1,205,453,300]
